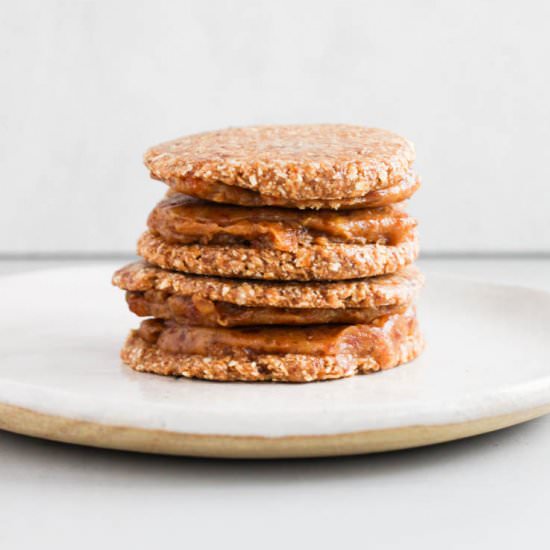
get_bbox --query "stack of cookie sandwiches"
[113,125,424,382]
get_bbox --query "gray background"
[2,0,549,255]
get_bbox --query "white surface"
[1,259,550,549]
[1,265,550,440]
[2,0,550,254]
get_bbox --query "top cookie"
[144,125,415,201]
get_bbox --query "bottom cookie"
[120,311,423,383]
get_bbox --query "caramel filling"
[127,290,405,327]
[137,309,417,358]
[148,195,416,251]
[161,171,421,209]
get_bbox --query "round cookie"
[120,310,424,383]
[113,262,424,310]
[144,124,415,202]
[137,229,419,281]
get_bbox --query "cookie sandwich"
[113,124,424,382]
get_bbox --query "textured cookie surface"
[137,230,419,281]
[120,312,423,382]
[113,261,424,309]
[144,125,415,201]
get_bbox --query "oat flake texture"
[144,124,415,200]
[137,229,419,282]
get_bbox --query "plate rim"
[1,401,549,458]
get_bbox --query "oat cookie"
[144,125,415,201]
[113,261,424,310]
[137,229,419,281]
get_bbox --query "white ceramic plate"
[0,265,549,458]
